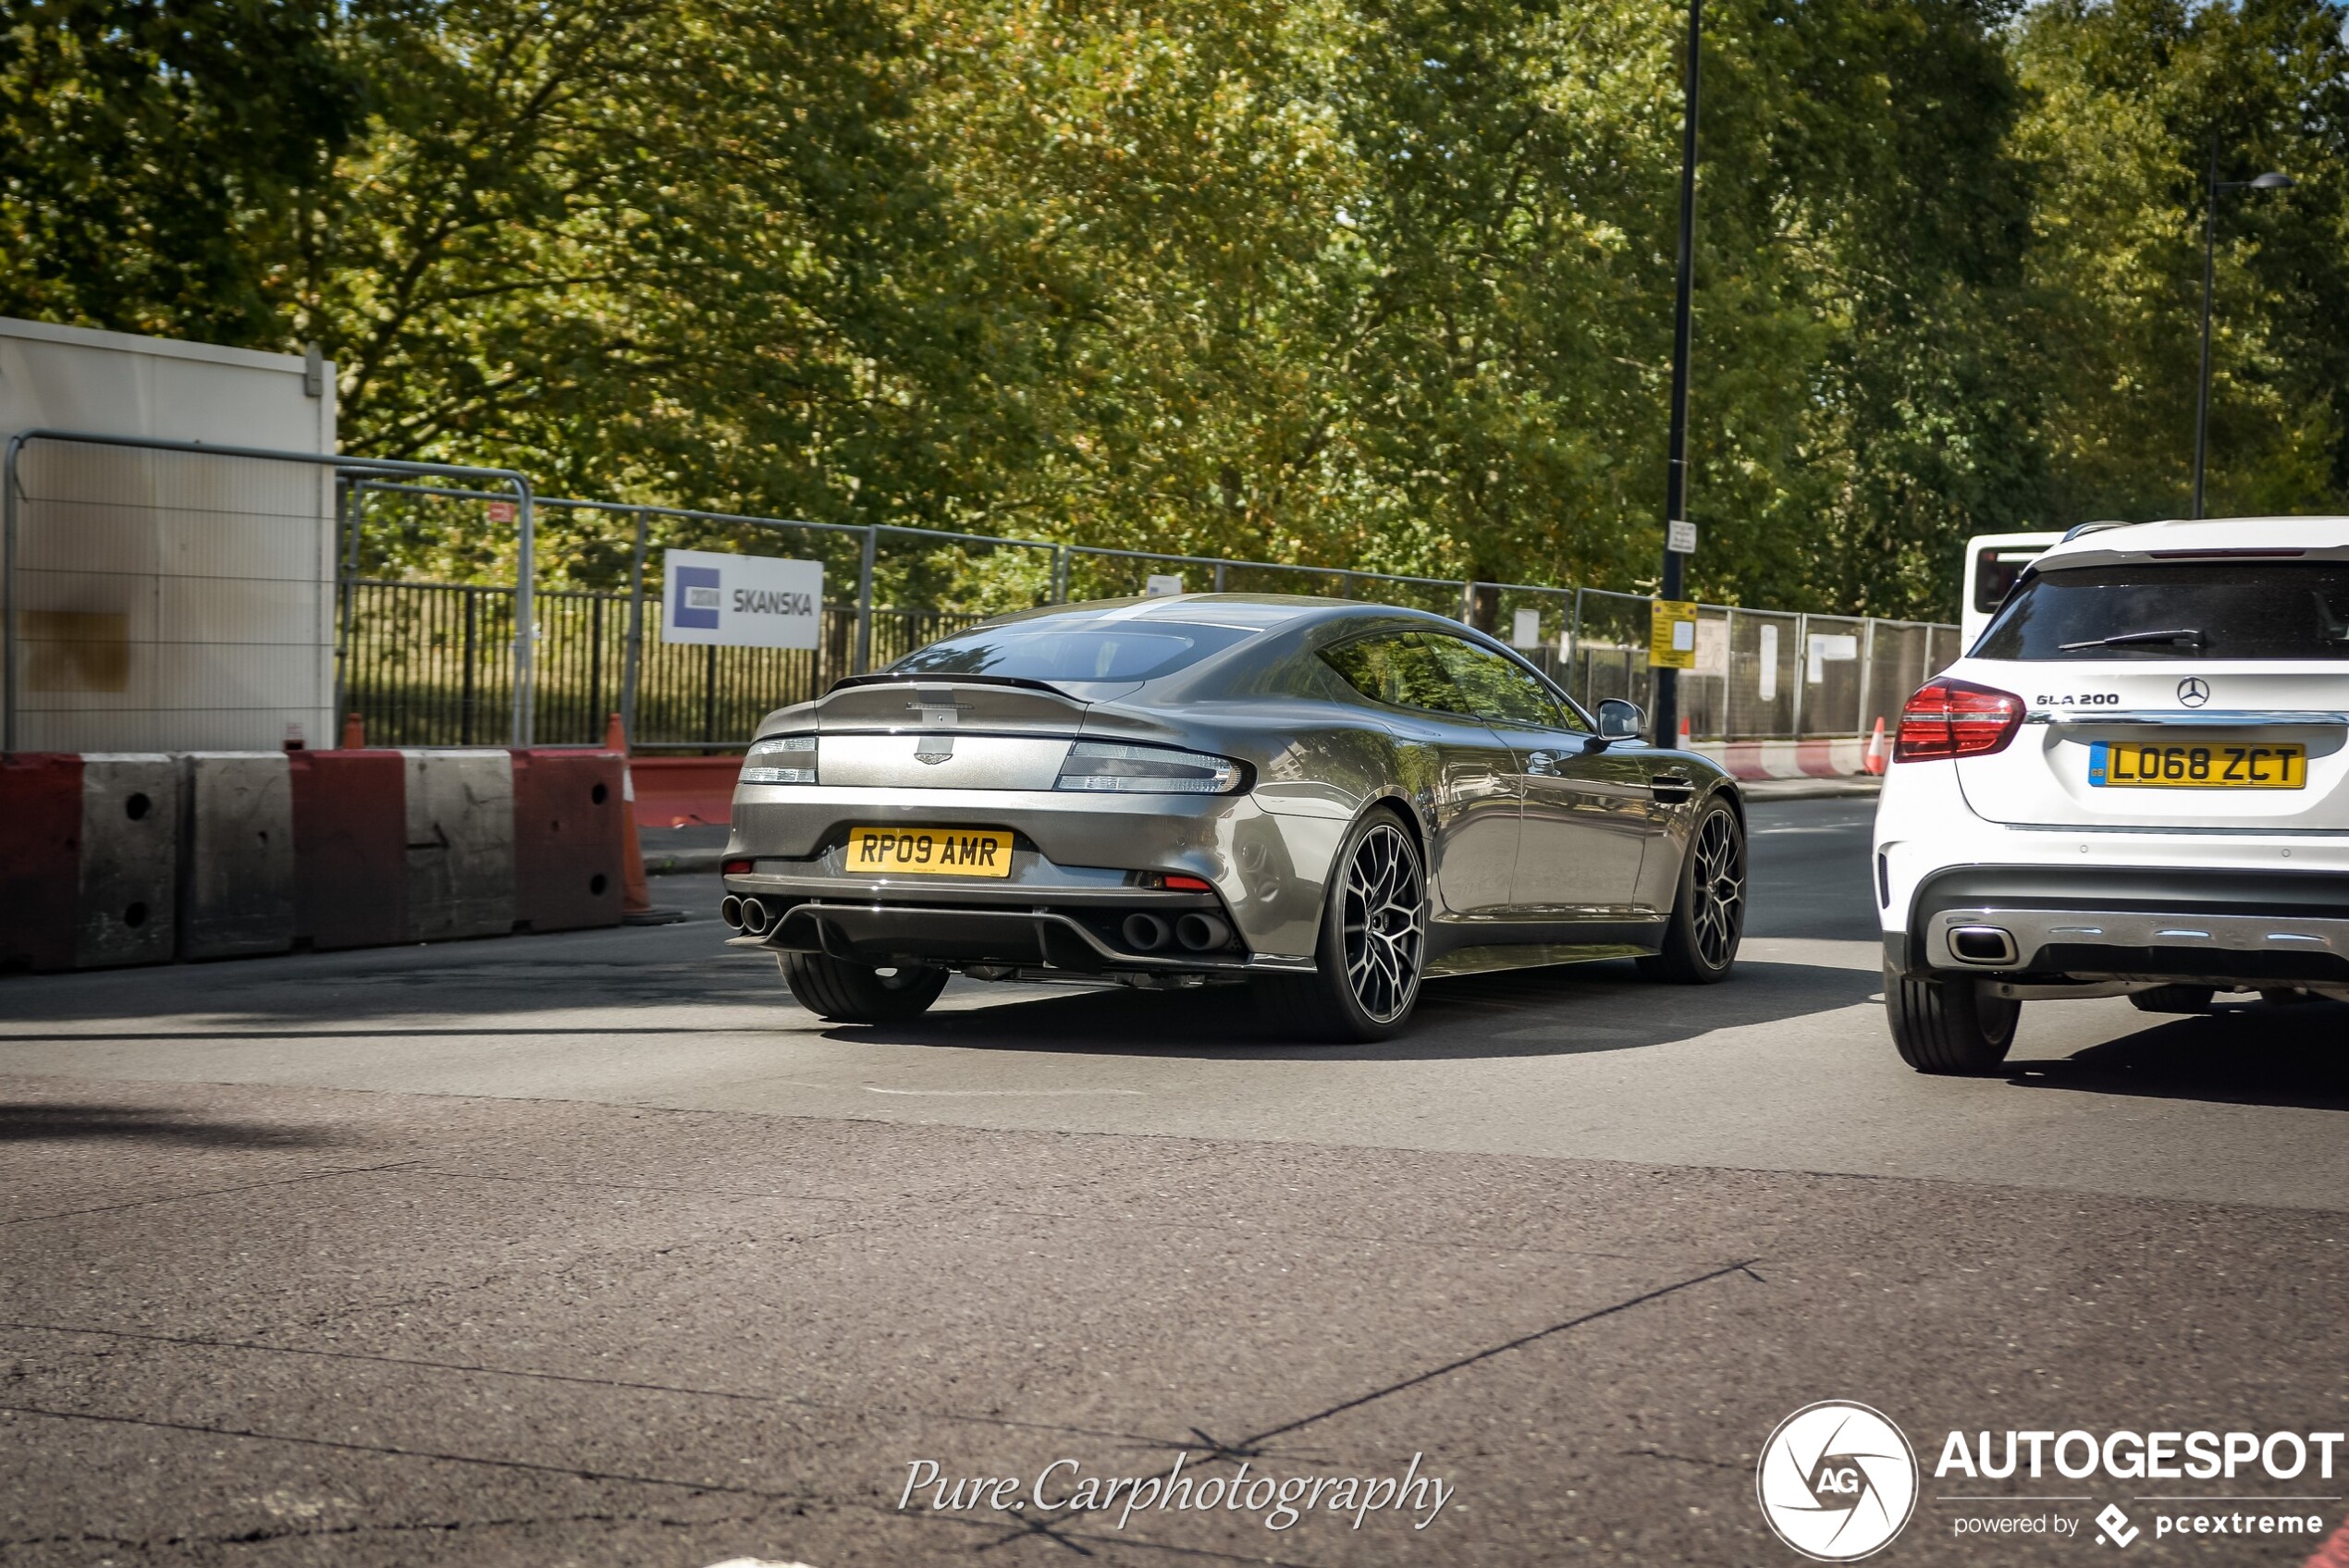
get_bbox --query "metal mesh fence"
[1566,590,1655,717]
[6,429,1964,753]
[1799,614,1867,737]
[1726,608,1802,738]
[334,562,1963,750]
[7,440,336,751]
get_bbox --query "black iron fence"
[342,580,978,748]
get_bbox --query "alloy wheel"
[1341,821,1424,1023]
[1690,809,1745,969]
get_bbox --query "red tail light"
[1895,680,2023,761]
[722,858,754,875]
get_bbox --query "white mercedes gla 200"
[1875,516,2349,1072]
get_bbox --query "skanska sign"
[661,548,825,650]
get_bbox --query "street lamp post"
[2191,145,2293,520]
[1654,0,1702,748]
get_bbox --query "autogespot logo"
[1757,1402,1920,1562]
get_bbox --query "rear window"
[1972,547,2048,614]
[1977,562,2349,661]
[891,620,1256,684]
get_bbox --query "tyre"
[2130,985,2214,1015]
[1885,963,2019,1074]
[1636,796,1745,984]
[778,951,950,1023]
[1252,808,1427,1043]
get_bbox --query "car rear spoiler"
[825,672,1075,699]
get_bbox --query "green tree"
[2016,0,2349,526]
[0,0,363,339]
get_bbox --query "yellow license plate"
[845,826,1015,876]
[2088,741,2306,790]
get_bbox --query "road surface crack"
[0,1161,426,1228]
[1186,1257,1763,1458]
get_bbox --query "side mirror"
[1596,699,1644,741]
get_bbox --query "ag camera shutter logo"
[1756,1402,1918,1562]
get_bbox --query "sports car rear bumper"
[721,899,1312,977]
[725,785,1344,959]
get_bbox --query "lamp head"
[2249,172,2294,190]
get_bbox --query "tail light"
[1895,679,2023,761]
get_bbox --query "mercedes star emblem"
[2177,677,2210,707]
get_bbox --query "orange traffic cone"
[340,711,365,749]
[607,712,656,916]
[1863,716,1888,776]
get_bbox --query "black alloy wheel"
[1341,817,1426,1025]
[1638,797,1745,984]
[1253,808,1428,1043]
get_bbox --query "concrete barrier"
[510,750,625,932]
[404,749,515,941]
[629,754,740,827]
[6,743,634,973]
[78,753,180,969]
[0,753,82,972]
[178,753,295,960]
[289,750,408,950]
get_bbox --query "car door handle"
[1525,750,1561,776]
[1649,773,1694,802]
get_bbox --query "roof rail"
[2060,521,2134,542]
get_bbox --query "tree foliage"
[4,0,2346,615]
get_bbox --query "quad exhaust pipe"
[721,895,771,936]
[1175,913,1231,951]
[1121,910,1233,953]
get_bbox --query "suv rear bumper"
[1889,864,2349,985]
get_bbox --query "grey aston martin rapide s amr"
[717,594,1745,1040]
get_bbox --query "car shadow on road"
[833,956,1885,1061]
[0,1102,348,1146]
[2004,1000,2349,1111]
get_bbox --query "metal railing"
[3,428,1960,753]
[2,429,535,753]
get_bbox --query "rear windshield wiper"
[2058,628,2207,654]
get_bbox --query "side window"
[1320,631,1477,717]
[1426,635,1576,729]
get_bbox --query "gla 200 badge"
[1756,1402,1919,1562]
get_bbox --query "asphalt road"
[4,794,2346,1567]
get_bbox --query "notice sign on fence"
[1807,631,1859,685]
[1648,599,1699,670]
[661,548,824,649]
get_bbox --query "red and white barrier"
[510,748,627,932]
[0,753,85,972]
[1,745,630,974]
[289,750,409,950]
[1687,736,1874,781]
[628,755,740,827]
